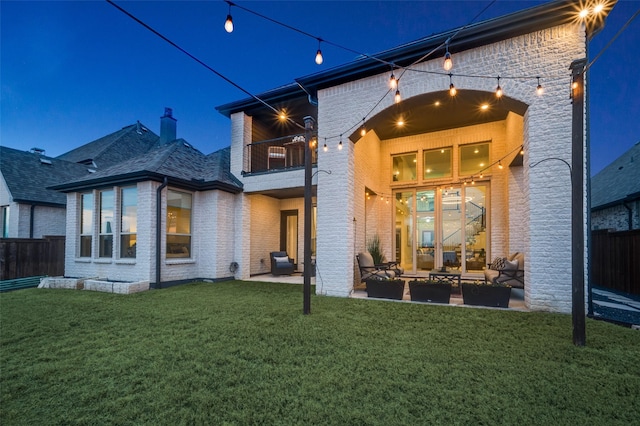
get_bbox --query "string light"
[443,39,453,71]
[224,2,234,33]
[323,138,328,152]
[495,76,503,98]
[449,74,457,96]
[498,160,504,169]
[389,68,397,90]
[536,77,543,95]
[360,120,366,137]
[394,89,401,104]
[315,39,323,65]
[338,134,343,150]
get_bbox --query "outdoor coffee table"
[429,271,462,293]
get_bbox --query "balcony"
[244,134,317,175]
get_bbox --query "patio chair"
[270,251,295,276]
[267,146,286,169]
[484,252,524,288]
[356,252,396,281]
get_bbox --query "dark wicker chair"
[270,251,295,276]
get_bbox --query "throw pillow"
[504,259,518,271]
[274,256,289,264]
[489,257,507,270]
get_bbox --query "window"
[120,187,137,258]
[1,206,9,238]
[392,153,417,182]
[80,193,93,257]
[460,142,490,176]
[424,147,452,179]
[99,190,114,258]
[166,190,192,258]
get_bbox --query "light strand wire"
[106,0,305,129]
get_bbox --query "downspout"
[156,177,168,289]
[29,204,36,238]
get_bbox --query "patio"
[247,273,526,310]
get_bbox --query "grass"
[1,281,639,425]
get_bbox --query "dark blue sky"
[2,1,638,175]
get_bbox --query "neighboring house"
[591,141,640,231]
[0,147,88,238]
[1,119,160,239]
[49,0,612,313]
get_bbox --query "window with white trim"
[120,187,137,258]
[166,190,192,258]
[99,190,114,258]
[80,193,93,257]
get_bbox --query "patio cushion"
[489,257,507,270]
[274,256,289,264]
[504,259,518,271]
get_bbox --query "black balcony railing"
[244,134,317,174]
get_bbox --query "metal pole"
[303,116,315,315]
[570,58,587,346]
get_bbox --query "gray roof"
[591,141,640,210]
[0,146,90,206]
[57,123,159,168]
[52,140,242,194]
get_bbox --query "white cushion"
[274,256,289,264]
[504,259,518,271]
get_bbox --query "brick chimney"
[159,107,177,144]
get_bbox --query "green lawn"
[1,281,639,425]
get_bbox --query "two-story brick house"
[54,0,612,312]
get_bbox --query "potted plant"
[462,281,511,308]
[365,277,405,300]
[366,234,384,265]
[408,280,451,304]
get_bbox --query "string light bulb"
[536,77,543,96]
[394,89,401,104]
[360,120,366,137]
[495,77,503,98]
[449,74,457,96]
[443,40,453,71]
[389,70,397,90]
[315,39,323,65]
[323,138,328,152]
[338,134,343,150]
[498,160,504,170]
[224,2,234,33]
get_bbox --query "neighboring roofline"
[591,191,640,212]
[216,0,609,117]
[50,171,243,194]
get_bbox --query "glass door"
[395,192,414,272]
[394,185,489,275]
[464,185,487,271]
[280,210,298,266]
[441,187,462,269]
[416,190,435,272]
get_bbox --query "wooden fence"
[591,229,640,295]
[0,236,65,281]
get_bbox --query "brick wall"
[592,202,640,231]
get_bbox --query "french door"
[394,185,488,275]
